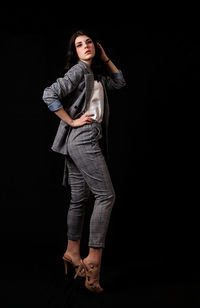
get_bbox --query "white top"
[84,80,104,123]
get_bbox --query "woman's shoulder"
[66,61,92,75]
[65,62,85,76]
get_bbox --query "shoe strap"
[63,254,81,267]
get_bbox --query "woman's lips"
[85,50,91,54]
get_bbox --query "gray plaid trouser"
[66,122,115,248]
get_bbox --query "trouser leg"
[67,123,115,248]
[66,155,90,241]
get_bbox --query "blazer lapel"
[84,73,94,107]
[77,60,94,107]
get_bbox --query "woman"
[42,29,126,293]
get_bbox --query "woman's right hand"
[71,113,94,127]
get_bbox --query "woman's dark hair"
[65,29,106,76]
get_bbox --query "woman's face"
[75,35,96,63]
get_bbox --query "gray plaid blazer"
[43,60,126,155]
[42,60,126,185]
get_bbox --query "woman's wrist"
[54,108,74,126]
[103,58,110,64]
[69,118,74,127]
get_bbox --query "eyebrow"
[75,38,92,45]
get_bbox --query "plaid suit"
[43,60,126,247]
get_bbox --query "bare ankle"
[65,250,80,257]
[84,256,99,266]
[65,240,81,258]
[84,247,103,267]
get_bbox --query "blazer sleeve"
[42,64,84,112]
[102,70,126,91]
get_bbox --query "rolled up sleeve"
[103,70,126,90]
[47,99,63,112]
[42,64,84,111]
[110,70,124,80]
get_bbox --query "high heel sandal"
[82,260,103,293]
[62,255,86,278]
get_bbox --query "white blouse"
[84,80,104,123]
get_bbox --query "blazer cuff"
[48,100,63,112]
[111,70,124,80]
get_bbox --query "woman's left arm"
[97,42,126,90]
[97,42,119,73]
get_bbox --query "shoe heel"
[62,257,69,275]
[62,256,86,278]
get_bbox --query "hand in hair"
[96,42,109,63]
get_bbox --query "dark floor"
[1,186,200,306]
[1,252,200,307]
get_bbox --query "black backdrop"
[1,6,199,301]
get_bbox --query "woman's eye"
[76,40,92,48]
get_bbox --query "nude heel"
[62,256,69,275]
[62,255,86,279]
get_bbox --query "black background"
[1,5,199,306]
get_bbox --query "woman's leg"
[68,123,115,249]
[64,239,81,259]
[83,247,103,268]
[67,123,115,291]
[64,155,90,260]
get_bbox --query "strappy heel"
[62,255,86,278]
[82,260,103,293]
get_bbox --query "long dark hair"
[64,29,106,76]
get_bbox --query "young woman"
[42,29,126,293]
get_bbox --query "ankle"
[65,249,80,255]
[84,256,101,267]
[65,240,80,257]
[84,247,103,266]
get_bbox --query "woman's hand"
[71,113,94,127]
[97,42,109,62]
